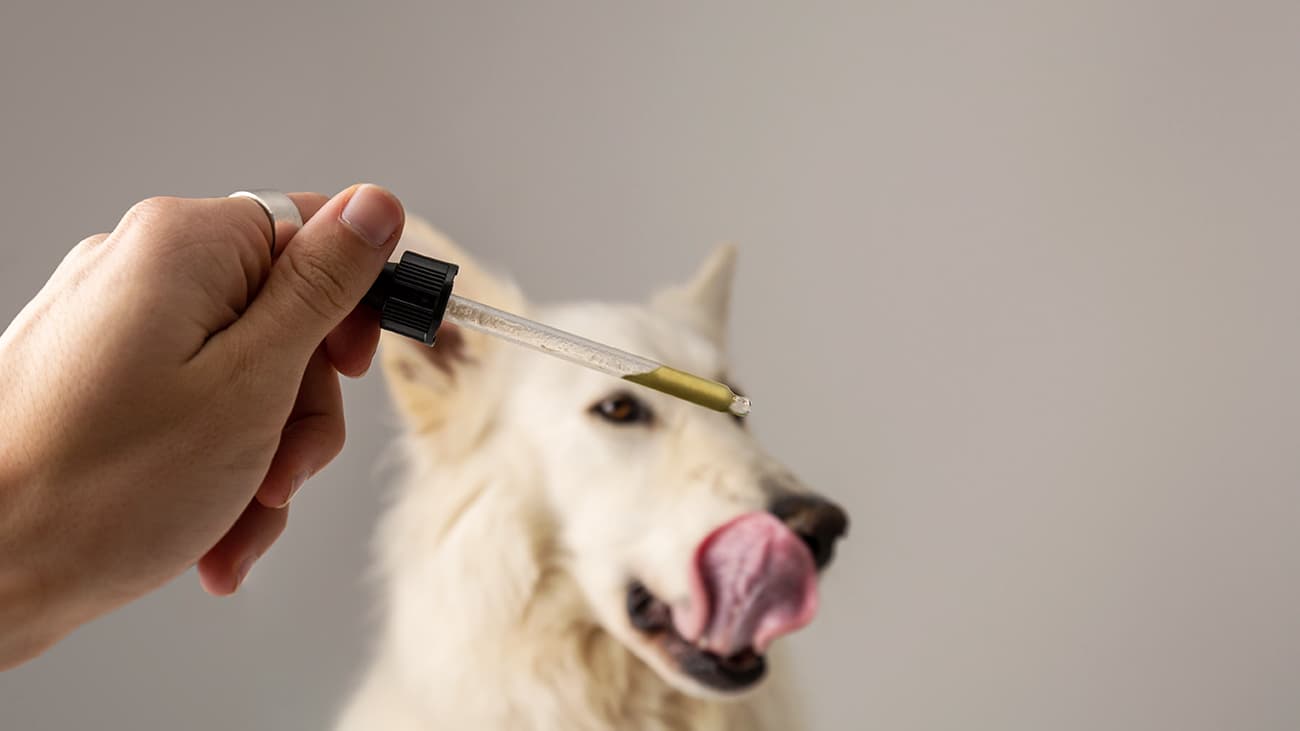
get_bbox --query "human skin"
[0,184,404,669]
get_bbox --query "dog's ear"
[379,216,527,436]
[651,242,737,347]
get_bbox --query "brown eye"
[591,392,654,425]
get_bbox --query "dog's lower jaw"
[340,565,798,731]
[338,452,800,731]
[341,634,796,731]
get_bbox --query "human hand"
[0,184,403,668]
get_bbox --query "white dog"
[339,219,848,731]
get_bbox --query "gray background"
[2,1,1298,729]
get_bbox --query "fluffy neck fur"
[338,434,792,731]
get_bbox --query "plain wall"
[2,2,1298,729]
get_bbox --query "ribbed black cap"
[362,252,459,345]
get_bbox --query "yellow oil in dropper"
[624,366,750,416]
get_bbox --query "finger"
[325,305,382,377]
[210,184,403,380]
[288,192,329,223]
[114,193,320,271]
[110,193,330,330]
[223,191,331,271]
[254,346,345,508]
[221,193,328,310]
[197,500,290,596]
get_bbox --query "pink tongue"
[675,512,820,657]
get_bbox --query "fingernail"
[234,556,256,591]
[339,184,402,248]
[286,470,310,504]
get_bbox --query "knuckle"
[219,201,274,256]
[263,512,290,545]
[115,196,192,254]
[323,415,347,457]
[306,420,347,466]
[120,196,183,232]
[300,416,346,460]
[282,248,354,320]
[232,216,271,257]
[61,233,109,268]
[75,233,109,250]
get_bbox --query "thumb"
[225,184,403,371]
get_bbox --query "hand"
[0,184,404,668]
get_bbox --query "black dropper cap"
[362,251,460,345]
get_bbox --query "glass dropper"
[363,252,751,417]
[444,295,750,416]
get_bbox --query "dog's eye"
[591,392,654,425]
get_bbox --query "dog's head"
[380,219,848,697]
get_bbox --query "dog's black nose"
[769,495,849,570]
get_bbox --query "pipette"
[362,252,751,417]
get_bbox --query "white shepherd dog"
[339,218,849,731]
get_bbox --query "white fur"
[339,219,819,730]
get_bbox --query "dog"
[338,218,849,731]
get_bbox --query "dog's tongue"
[675,512,820,658]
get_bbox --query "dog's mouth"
[626,512,820,693]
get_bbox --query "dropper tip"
[729,394,752,417]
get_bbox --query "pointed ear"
[379,215,527,436]
[651,242,738,347]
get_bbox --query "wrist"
[0,560,60,670]
[0,467,76,669]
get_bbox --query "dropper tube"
[444,295,751,417]
[363,251,751,417]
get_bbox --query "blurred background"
[2,1,1298,729]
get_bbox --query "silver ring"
[229,189,303,255]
